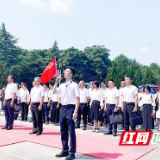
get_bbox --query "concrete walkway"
[0,111,159,160]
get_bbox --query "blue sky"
[0,0,159,66]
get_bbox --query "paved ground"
[0,110,159,160]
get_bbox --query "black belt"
[62,104,75,108]
[93,100,100,103]
[43,102,48,104]
[32,102,40,105]
[124,102,135,105]
[80,103,87,105]
[106,103,115,106]
[5,99,12,101]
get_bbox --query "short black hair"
[125,76,132,80]
[121,79,125,82]
[9,75,15,81]
[43,83,48,87]
[49,83,53,86]
[66,66,75,76]
[108,79,115,83]
[101,81,105,84]
[144,85,151,92]
[93,81,99,88]
[23,83,27,87]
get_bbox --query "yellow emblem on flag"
[49,62,54,69]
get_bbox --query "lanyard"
[66,80,72,88]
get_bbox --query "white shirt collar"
[65,79,72,85]
[35,85,41,88]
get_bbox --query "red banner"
[40,58,56,84]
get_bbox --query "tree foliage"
[0,23,160,88]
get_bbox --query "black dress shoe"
[65,154,75,160]
[75,126,80,129]
[104,131,112,135]
[36,132,42,136]
[7,127,13,130]
[82,126,86,130]
[29,131,37,134]
[113,132,117,136]
[2,127,8,129]
[55,151,69,157]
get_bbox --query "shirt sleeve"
[14,84,17,94]
[48,90,51,98]
[74,84,80,97]
[100,90,104,108]
[27,90,30,103]
[41,88,45,97]
[86,89,89,97]
[104,90,108,99]
[151,94,156,106]
[116,89,119,97]
[135,87,138,95]
[56,85,61,95]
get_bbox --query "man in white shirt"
[2,75,17,130]
[118,79,125,130]
[76,80,89,130]
[0,87,5,110]
[29,77,44,135]
[100,81,108,125]
[104,79,119,136]
[122,76,138,131]
[53,66,80,160]
[29,81,35,123]
[88,81,94,125]
[19,83,30,121]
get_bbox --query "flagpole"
[59,58,62,85]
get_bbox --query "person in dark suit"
[2,75,17,130]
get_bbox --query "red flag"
[53,70,59,78]
[40,58,57,84]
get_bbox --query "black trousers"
[21,102,28,121]
[124,103,136,131]
[119,107,124,127]
[77,103,88,126]
[42,102,49,122]
[4,99,14,128]
[60,105,76,154]
[31,103,43,133]
[107,104,117,133]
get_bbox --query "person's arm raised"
[53,76,62,94]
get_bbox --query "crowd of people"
[1,75,160,134]
[0,69,160,159]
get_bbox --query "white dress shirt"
[105,88,119,105]
[48,89,59,102]
[119,88,124,107]
[89,88,94,105]
[79,87,89,103]
[56,80,80,105]
[138,93,143,107]
[19,88,30,103]
[91,88,103,108]
[141,93,156,106]
[101,87,108,100]
[30,85,45,103]
[122,85,138,103]
[5,82,17,100]
[44,89,49,103]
